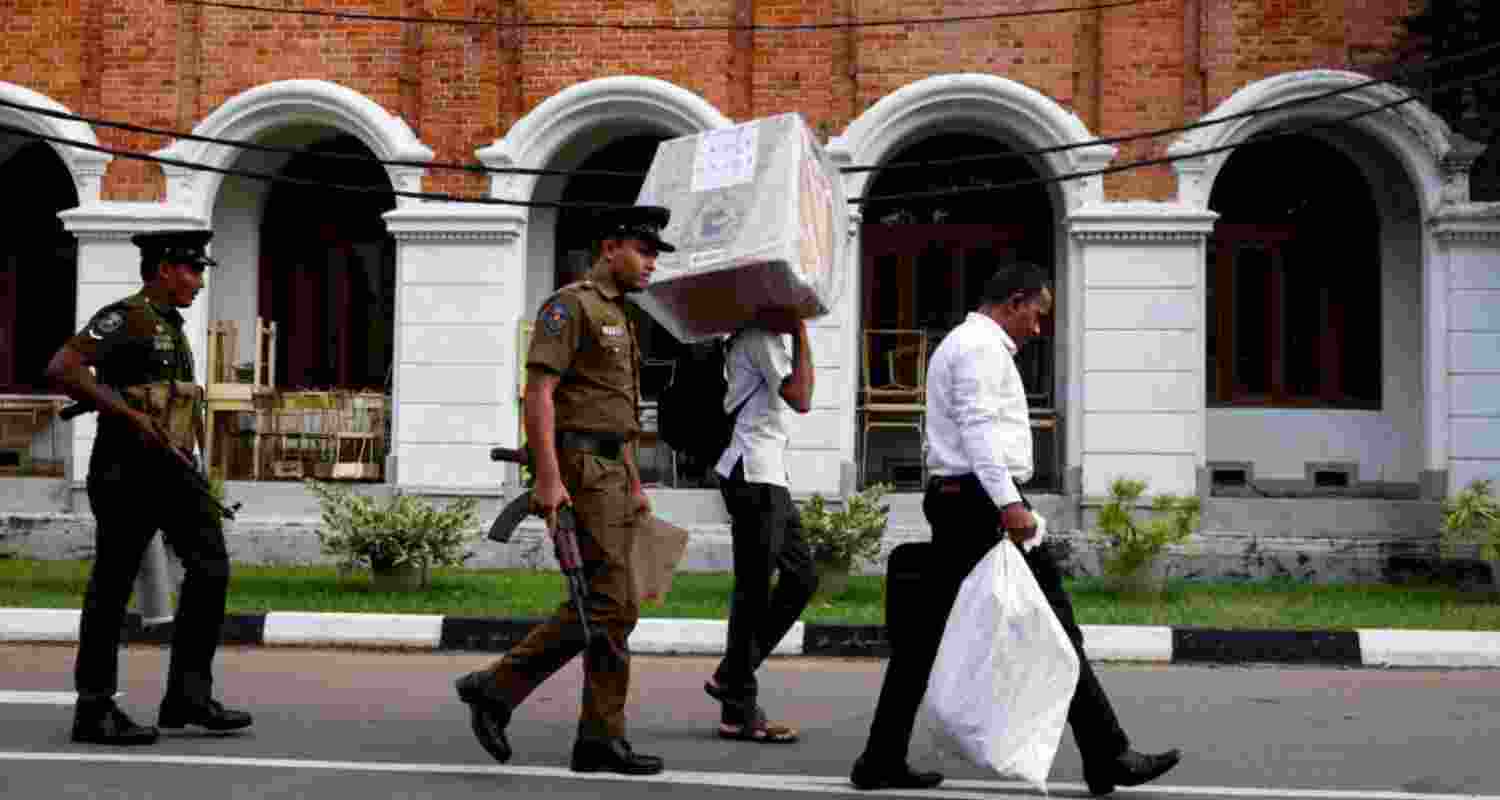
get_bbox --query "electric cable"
[4,35,1493,182]
[165,0,1151,32]
[5,63,1493,209]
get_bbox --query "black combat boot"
[72,700,160,746]
[570,738,664,775]
[455,670,513,764]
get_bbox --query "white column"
[1067,203,1217,498]
[1432,209,1500,496]
[384,204,526,492]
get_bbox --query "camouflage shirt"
[65,292,197,465]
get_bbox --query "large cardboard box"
[632,113,847,342]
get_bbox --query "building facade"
[3,0,1498,555]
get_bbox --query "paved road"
[2,643,1497,799]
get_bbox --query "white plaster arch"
[155,79,434,220]
[475,75,731,202]
[827,73,1117,212]
[1169,70,1453,214]
[0,81,112,203]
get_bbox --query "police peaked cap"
[131,229,218,269]
[595,205,676,253]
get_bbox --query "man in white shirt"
[704,308,817,744]
[850,262,1180,795]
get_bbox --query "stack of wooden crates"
[204,318,387,482]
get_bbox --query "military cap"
[594,205,676,253]
[131,229,217,270]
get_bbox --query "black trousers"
[860,474,1129,767]
[75,457,231,704]
[713,460,818,718]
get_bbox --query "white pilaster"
[1432,205,1500,495]
[384,203,526,491]
[1068,203,1217,498]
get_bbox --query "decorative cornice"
[58,202,205,239]
[1430,202,1500,241]
[1070,230,1211,242]
[1067,202,1218,242]
[389,230,520,243]
[383,204,525,242]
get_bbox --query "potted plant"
[799,482,893,600]
[1440,479,1500,586]
[305,479,480,591]
[1091,477,1199,596]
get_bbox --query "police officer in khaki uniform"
[46,230,252,746]
[455,206,672,775]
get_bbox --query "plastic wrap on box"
[631,113,847,342]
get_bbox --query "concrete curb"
[3,609,1498,668]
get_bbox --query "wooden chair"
[859,329,929,487]
[203,319,276,481]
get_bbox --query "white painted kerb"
[1357,628,1500,668]
[261,612,443,648]
[1080,624,1173,663]
[629,619,803,656]
[0,609,82,642]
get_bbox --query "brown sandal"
[718,720,799,743]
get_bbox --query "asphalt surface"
[2,643,1498,799]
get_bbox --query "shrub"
[1092,477,1200,578]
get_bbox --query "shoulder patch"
[539,298,571,337]
[89,310,126,338]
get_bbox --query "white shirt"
[926,312,1040,539]
[715,330,794,487]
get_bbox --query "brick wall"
[0,0,1427,203]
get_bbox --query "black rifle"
[489,446,591,647]
[59,390,242,520]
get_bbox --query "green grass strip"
[1,559,1496,630]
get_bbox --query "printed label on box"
[691,122,759,193]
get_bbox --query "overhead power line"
[850,61,1500,204]
[5,62,1494,210]
[3,36,1495,183]
[165,0,1151,32]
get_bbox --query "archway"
[174,81,426,483]
[833,74,1106,493]
[859,132,1059,489]
[0,82,106,480]
[1175,71,1444,493]
[0,139,78,477]
[480,77,730,487]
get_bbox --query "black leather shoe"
[72,702,160,746]
[570,738,665,775]
[454,671,512,764]
[157,697,253,732]
[850,755,944,791]
[1084,748,1181,796]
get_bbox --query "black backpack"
[658,335,748,467]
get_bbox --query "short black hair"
[978,260,1050,307]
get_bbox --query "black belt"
[928,473,1031,509]
[557,430,625,461]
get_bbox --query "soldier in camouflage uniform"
[46,230,252,745]
[455,206,673,775]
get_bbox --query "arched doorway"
[0,138,78,477]
[1207,133,1381,410]
[859,133,1059,489]
[547,133,705,486]
[1204,125,1424,493]
[259,133,396,391]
